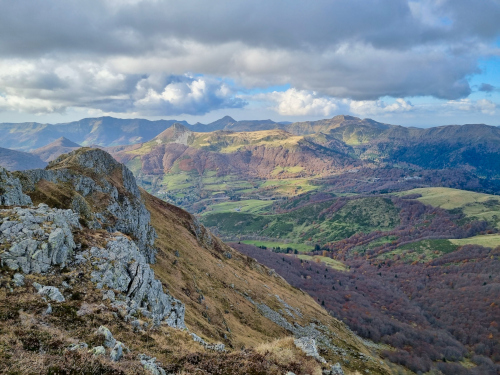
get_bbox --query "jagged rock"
[89,346,106,356]
[0,205,79,273]
[12,273,25,286]
[89,236,185,329]
[0,167,32,206]
[294,337,327,363]
[102,290,115,301]
[139,354,166,375]
[190,333,225,352]
[68,342,88,351]
[44,304,52,315]
[19,149,158,262]
[97,326,116,348]
[323,363,345,375]
[38,286,65,302]
[110,341,124,361]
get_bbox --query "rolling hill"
[0,146,47,171]
[108,124,359,211]
[31,136,81,162]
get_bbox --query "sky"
[0,0,499,127]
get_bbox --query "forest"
[232,242,500,375]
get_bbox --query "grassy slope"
[397,187,500,209]
[143,191,392,374]
[202,197,399,245]
[450,234,500,247]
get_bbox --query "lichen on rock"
[88,236,185,329]
[0,167,32,206]
[0,204,79,273]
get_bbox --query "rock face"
[19,148,157,262]
[88,236,185,328]
[0,204,79,273]
[0,203,185,329]
[294,337,327,363]
[0,167,32,206]
[139,354,166,375]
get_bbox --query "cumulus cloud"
[132,75,246,116]
[254,89,498,120]
[0,59,244,115]
[0,0,499,116]
[349,99,414,116]
[262,89,339,116]
[445,99,497,115]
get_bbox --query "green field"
[396,187,500,209]
[379,239,459,263]
[241,240,314,252]
[450,234,500,248]
[202,200,274,215]
[395,187,500,228]
[202,196,400,245]
[295,254,347,271]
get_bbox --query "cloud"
[132,75,246,116]
[261,89,339,116]
[0,0,499,116]
[0,59,245,115]
[349,99,414,116]
[478,83,496,92]
[445,99,497,115]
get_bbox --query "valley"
[1,115,500,374]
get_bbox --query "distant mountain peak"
[153,122,194,145]
[50,137,81,148]
[31,137,82,162]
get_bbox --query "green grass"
[241,240,314,252]
[202,200,274,215]
[379,239,459,263]
[396,187,500,209]
[450,234,500,248]
[395,187,500,228]
[201,196,401,245]
[296,254,348,271]
[162,172,196,190]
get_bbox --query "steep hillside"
[109,127,358,212]
[0,149,393,374]
[0,146,47,171]
[31,137,81,162]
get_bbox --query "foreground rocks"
[86,236,185,328]
[0,204,79,273]
[19,149,158,262]
[0,167,32,206]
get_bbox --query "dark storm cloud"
[478,83,496,92]
[0,0,498,114]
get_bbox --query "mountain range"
[1,115,500,374]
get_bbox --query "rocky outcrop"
[0,204,79,273]
[86,236,185,328]
[294,337,327,363]
[139,354,166,375]
[0,167,32,206]
[19,149,157,262]
[0,201,185,329]
[34,283,66,302]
